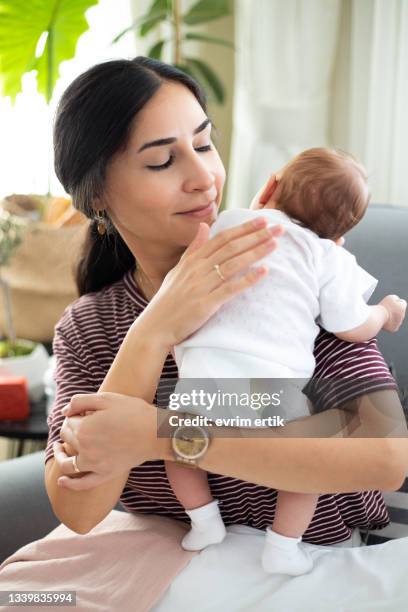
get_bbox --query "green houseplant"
[113,0,234,104]
[0,208,50,400]
[0,0,98,103]
[0,209,27,354]
[0,0,99,198]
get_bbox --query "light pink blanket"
[0,510,197,611]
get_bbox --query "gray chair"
[0,451,125,563]
[0,205,407,564]
[346,205,408,390]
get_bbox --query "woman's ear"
[259,174,279,205]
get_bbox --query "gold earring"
[95,209,107,236]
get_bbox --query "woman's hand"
[138,217,285,349]
[52,392,159,491]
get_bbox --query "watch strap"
[174,456,199,469]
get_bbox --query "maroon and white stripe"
[45,267,396,545]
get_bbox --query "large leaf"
[112,12,167,44]
[184,32,234,49]
[140,0,171,37]
[147,40,166,60]
[185,57,225,104]
[183,0,230,26]
[0,0,98,103]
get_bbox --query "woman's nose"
[183,154,215,193]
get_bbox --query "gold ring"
[214,263,226,281]
[72,455,81,473]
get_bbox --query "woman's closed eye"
[147,145,212,171]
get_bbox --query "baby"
[166,148,407,576]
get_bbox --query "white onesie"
[173,208,378,424]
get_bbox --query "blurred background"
[0,0,407,461]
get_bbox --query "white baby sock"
[181,499,226,551]
[261,527,314,576]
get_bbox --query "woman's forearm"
[158,390,408,494]
[203,437,403,493]
[46,319,170,534]
[99,317,170,400]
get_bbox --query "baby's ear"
[259,174,279,205]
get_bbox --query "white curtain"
[226,0,342,210]
[332,0,408,206]
[227,0,408,209]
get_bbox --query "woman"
[45,57,406,549]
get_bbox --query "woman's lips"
[176,202,216,219]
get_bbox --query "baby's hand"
[380,295,407,332]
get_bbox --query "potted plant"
[0,208,49,401]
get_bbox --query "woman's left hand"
[53,392,159,490]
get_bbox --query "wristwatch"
[171,418,211,469]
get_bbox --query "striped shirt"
[45,266,398,545]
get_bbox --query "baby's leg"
[164,460,226,551]
[273,490,318,537]
[262,491,319,576]
[165,460,213,509]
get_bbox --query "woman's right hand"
[138,217,285,349]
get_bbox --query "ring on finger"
[214,263,226,281]
[72,455,82,474]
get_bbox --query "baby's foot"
[261,527,313,576]
[182,499,226,551]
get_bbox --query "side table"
[0,396,48,458]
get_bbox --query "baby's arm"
[335,295,407,343]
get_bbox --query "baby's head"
[252,148,370,241]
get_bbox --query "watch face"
[172,425,209,460]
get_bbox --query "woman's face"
[103,81,226,257]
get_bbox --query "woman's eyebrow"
[137,118,211,153]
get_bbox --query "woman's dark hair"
[54,57,207,296]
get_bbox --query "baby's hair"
[273,148,370,240]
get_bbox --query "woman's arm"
[158,388,408,494]
[45,328,169,534]
[57,317,408,534]
[56,382,408,534]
